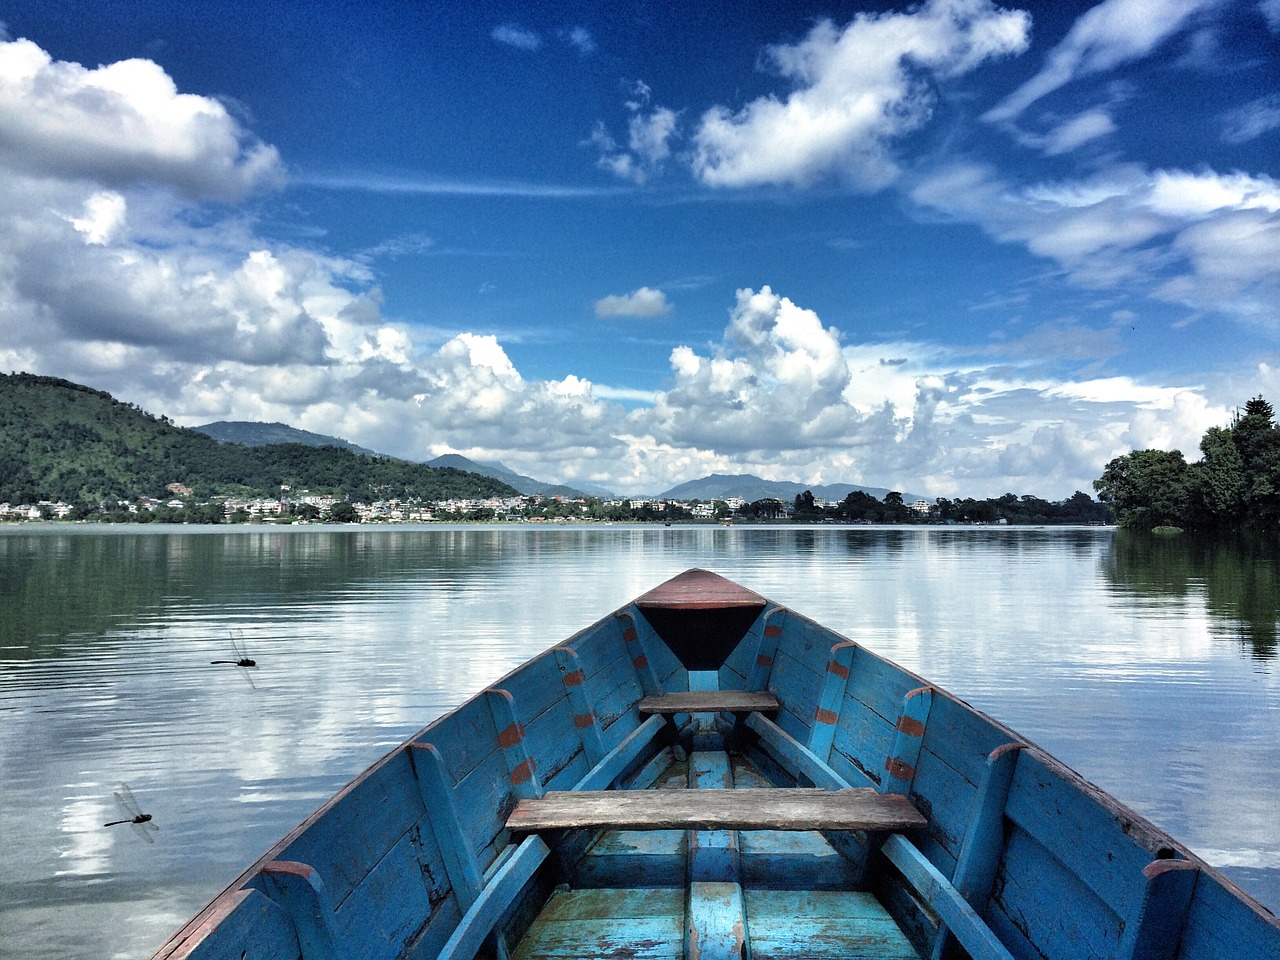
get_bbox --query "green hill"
[0,373,519,504]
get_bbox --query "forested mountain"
[194,420,382,457]
[1094,396,1280,531]
[0,373,518,503]
[426,454,601,498]
[659,472,927,504]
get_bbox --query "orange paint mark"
[622,627,638,642]
[764,625,782,638]
[826,660,849,679]
[814,708,839,725]
[632,655,649,670]
[497,723,524,749]
[510,759,537,785]
[755,654,773,668]
[896,716,926,737]
[562,669,585,687]
[884,757,915,781]
[573,712,595,729]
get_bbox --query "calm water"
[1,525,1277,959]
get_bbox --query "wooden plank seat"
[638,690,780,714]
[507,787,926,834]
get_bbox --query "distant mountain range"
[194,420,383,457]
[426,454,605,499]
[657,473,930,504]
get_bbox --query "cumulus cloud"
[590,81,678,184]
[594,287,672,318]
[690,0,1029,189]
[983,0,1222,124]
[491,23,541,51]
[911,163,1280,319]
[0,38,282,200]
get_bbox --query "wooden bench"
[507,787,925,833]
[638,691,780,715]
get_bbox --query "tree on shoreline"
[1094,396,1280,531]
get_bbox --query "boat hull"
[152,569,1280,960]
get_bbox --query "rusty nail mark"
[573,712,595,729]
[897,716,926,736]
[622,627,638,642]
[764,625,782,638]
[497,723,524,749]
[755,654,773,667]
[562,669,585,687]
[632,655,648,670]
[814,707,839,725]
[510,758,536,785]
[826,660,849,679]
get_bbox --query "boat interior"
[157,571,1279,960]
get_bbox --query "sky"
[0,0,1277,498]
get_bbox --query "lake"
[1,524,1277,959]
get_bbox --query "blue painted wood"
[407,743,484,911]
[688,751,739,883]
[554,646,606,766]
[617,610,663,696]
[331,824,449,960]
[744,711,851,790]
[931,743,1022,960]
[686,881,747,960]
[276,746,427,909]
[881,834,1015,960]
[986,823,1124,960]
[808,641,856,762]
[1175,869,1280,960]
[746,606,785,691]
[174,888,301,960]
[742,889,918,960]
[880,686,932,796]
[573,713,666,791]
[1004,748,1166,920]
[514,888,685,960]
[486,689,545,800]
[255,861,339,960]
[436,836,550,960]
[1118,859,1199,960]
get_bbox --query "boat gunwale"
[151,575,1280,959]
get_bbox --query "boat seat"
[507,787,926,833]
[638,690,780,714]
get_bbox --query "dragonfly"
[211,629,256,668]
[104,782,159,842]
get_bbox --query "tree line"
[780,488,1110,524]
[1094,396,1280,531]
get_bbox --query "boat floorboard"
[513,750,922,960]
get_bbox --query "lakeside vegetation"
[0,373,519,505]
[1094,396,1280,532]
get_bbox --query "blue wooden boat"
[153,569,1280,960]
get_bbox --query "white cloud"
[911,163,1280,319]
[491,23,541,52]
[1221,94,1280,144]
[563,26,596,55]
[1024,108,1117,155]
[0,38,282,200]
[591,81,678,184]
[594,287,672,318]
[1262,0,1280,31]
[690,0,1029,189]
[983,0,1222,124]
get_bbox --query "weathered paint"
[151,569,1280,960]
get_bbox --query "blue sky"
[0,0,1277,497]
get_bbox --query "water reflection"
[1,525,1277,960]
[1103,530,1279,658]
